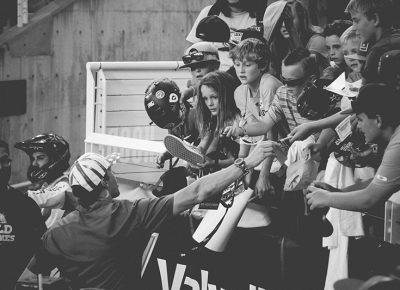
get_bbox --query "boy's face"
[200,85,220,116]
[281,63,309,99]
[190,63,215,86]
[233,59,263,86]
[343,39,364,73]
[326,35,344,65]
[350,11,377,43]
[356,112,381,143]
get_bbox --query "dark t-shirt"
[29,195,174,290]
[363,28,400,84]
[0,186,46,289]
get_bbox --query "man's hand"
[244,141,279,169]
[306,185,331,210]
[254,175,273,199]
[289,123,314,142]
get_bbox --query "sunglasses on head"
[182,51,216,64]
[280,75,309,87]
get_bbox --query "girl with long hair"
[195,70,241,171]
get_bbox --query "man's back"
[30,195,174,290]
[0,187,46,289]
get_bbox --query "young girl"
[195,70,241,172]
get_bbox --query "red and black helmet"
[15,133,70,183]
[144,78,188,130]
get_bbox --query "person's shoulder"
[234,84,246,96]
[261,73,283,87]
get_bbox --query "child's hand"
[195,156,215,169]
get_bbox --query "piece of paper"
[325,73,363,98]
[335,115,352,142]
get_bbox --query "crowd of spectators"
[2,0,400,289]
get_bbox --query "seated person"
[15,133,75,228]
[0,139,46,289]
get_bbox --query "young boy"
[180,41,220,106]
[229,37,283,200]
[346,0,400,84]
[324,20,354,71]
[224,37,284,289]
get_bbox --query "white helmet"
[69,152,119,192]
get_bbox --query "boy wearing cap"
[27,141,277,289]
[180,41,220,106]
[346,0,400,84]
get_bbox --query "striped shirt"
[267,86,313,135]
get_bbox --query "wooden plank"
[106,110,153,127]
[102,69,191,80]
[105,126,168,141]
[107,94,144,111]
[105,78,190,96]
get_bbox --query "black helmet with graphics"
[144,78,188,130]
[297,78,341,120]
[15,133,70,183]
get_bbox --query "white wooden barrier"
[85,61,191,184]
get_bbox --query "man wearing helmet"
[15,133,75,228]
[27,141,278,289]
[0,139,46,289]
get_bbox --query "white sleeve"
[186,6,212,43]
[27,181,70,209]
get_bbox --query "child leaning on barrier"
[229,37,284,200]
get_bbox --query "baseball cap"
[196,15,230,42]
[180,42,220,69]
[217,26,265,52]
[263,0,287,42]
[345,42,369,61]
[351,83,397,116]
[69,152,119,192]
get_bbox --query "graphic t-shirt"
[0,187,46,289]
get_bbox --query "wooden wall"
[0,0,213,183]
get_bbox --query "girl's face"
[280,22,290,39]
[200,85,220,116]
[343,39,364,73]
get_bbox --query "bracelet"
[238,125,246,137]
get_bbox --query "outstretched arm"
[172,140,280,215]
[224,114,276,138]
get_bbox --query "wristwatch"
[234,158,250,175]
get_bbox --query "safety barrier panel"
[85,61,190,183]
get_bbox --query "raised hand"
[245,141,279,169]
